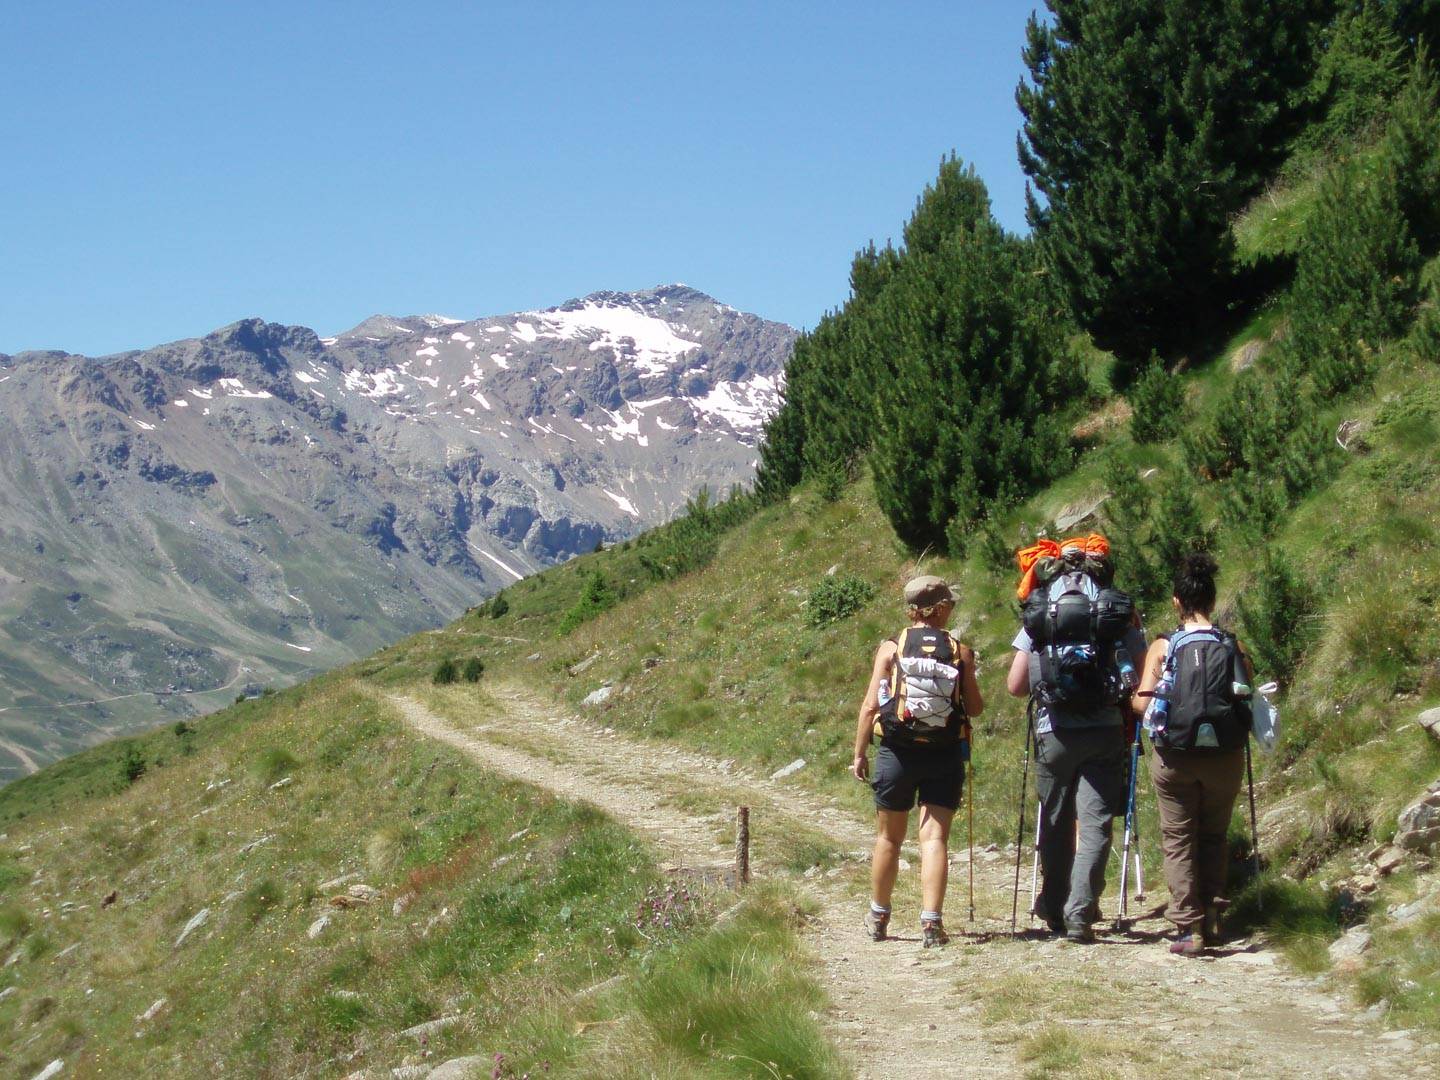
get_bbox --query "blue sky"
[0,2,1039,355]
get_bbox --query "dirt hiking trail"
[389,687,1438,1079]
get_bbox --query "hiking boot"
[921,918,950,949]
[1169,932,1203,957]
[1064,922,1095,944]
[864,907,890,942]
[1203,902,1227,945]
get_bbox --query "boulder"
[1328,926,1371,973]
[1419,707,1440,743]
[1395,783,1440,853]
[173,908,211,948]
[1373,846,1407,875]
[428,1057,490,1080]
[269,776,294,791]
[1054,493,1110,533]
[137,998,167,1022]
[307,913,332,939]
[398,1014,463,1041]
[347,884,380,903]
[1230,339,1266,373]
[31,1061,64,1080]
[770,758,806,781]
[581,685,613,707]
[568,652,601,676]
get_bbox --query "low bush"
[559,570,617,634]
[1127,356,1185,444]
[807,574,875,626]
[461,657,485,683]
[432,658,458,686]
[1236,553,1318,688]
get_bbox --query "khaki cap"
[904,575,956,607]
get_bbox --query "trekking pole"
[1115,724,1141,929]
[1010,709,1034,935]
[967,760,976,925]
[1245,737,1263,914]
[1029,800,1041,926]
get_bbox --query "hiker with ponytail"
[1134,552,1256,956]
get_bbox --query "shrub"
[559,569,618,634]
[119,744,146,786]
[432,658,458,685]
[807,574,876,627]
[1236,552,1318,688]
[461,657,485,683]
[1127,356,1185,444]
[488,593,510,619]
[253,746,299,786]
[814,458,849,503]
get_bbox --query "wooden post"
[735,806,751,886]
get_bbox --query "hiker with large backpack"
[1133,552,1256,956]
[1006,534,1147,942]
[851,575,984,948]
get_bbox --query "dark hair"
[1173,552,1218,616]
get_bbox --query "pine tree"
[1383,52,1440,256]
[1017,0,1330,382]
[870,165,1081,552]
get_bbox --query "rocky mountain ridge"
[0,285,794,779]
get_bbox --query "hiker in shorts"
[1007,535,1146,941]
[1133,553,1255,956]
[851,575,983,948]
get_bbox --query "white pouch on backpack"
[1251,681,1281,753]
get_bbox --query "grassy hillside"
[0,675,842,1078]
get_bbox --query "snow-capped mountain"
[0,285,794,778]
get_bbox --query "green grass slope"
[0,675,843,1078]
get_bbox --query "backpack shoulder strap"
[945,632,966,708]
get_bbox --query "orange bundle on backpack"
[1015,533,1110,601]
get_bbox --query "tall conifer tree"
[1017,0,1329,383]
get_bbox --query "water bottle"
[1146,670,1173,736]
[1115,644,1138,691]
[877,678,891,708]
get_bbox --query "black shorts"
[872,742,965,812]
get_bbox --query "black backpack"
[1021,570,1135,710]
[875,627,967,749]
[1152,627,1251,752]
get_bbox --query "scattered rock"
[100,890,118,909]
[1336,418,1369,452]
[392,893,416,917]
[804,865,821,879]
[319,872,361,891]
[1419,707,1440,743]
[526,652,541,661]
[1388,895,1436,927]
[1373,846,1407,875]
[174,908,211,948]
[332,989,363,1001]
[568,652,601,676]
[428,1057,489,1080]
[137,998,167,1023]
[307,913,332,939]
[0,986,15,1001]
[239,834,274,855]
[1230,338,1266,373]
[204,778,232,792]
[390,1067,431,1080]
[269,776,294,791]
[53,943,79,961]
[31,1061,64,1080]
[898,858,912,871]
[1328,926,1371,973]
[1395,783,1440,853]
[581,685,613,708]
[642,656,661,670]
[825,564,841,577]
[770,758,806,781]
[347,884,381,903]
[508,829,530,843]
[398,1014,463,1041]
[1054,493,1110,533]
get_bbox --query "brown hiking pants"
[1149,747,1245,932]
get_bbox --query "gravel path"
[390,687,1438,1079]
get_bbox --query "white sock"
[921,909,942,923]
[870,901,890,916]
